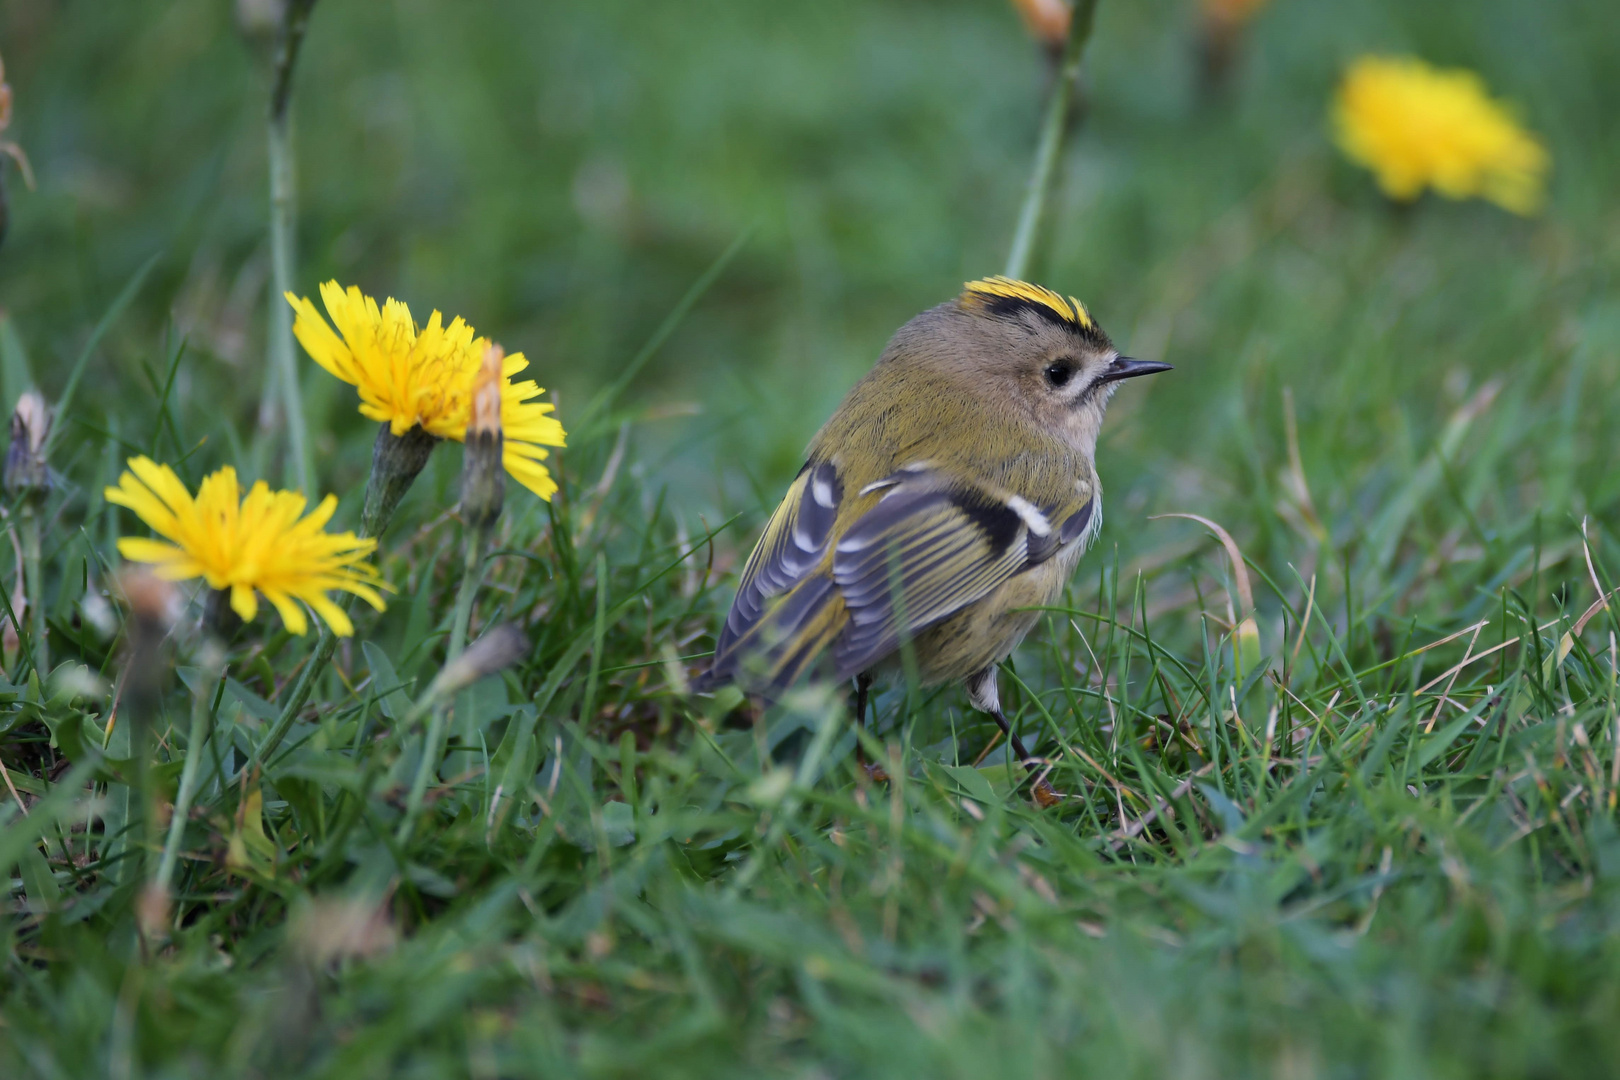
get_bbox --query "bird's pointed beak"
[1099,356,1173,384]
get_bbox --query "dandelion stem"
[400,521,487,844]
[396,704,447,846]
[252,425,433,770]
[155,654,222,898]
[121,584,169,891]
[264,0,319,496]
[257,624,337,769]
[448,525,487,663]
[19,501,44,675]
[1004,0,1099,281]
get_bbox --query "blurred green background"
[1,0,1617,582]
[5,4,1620,1073]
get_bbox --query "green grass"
[3,0,1620,1075]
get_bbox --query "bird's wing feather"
[704,459,1095,695]
[706,460,843,680]
[828,470,1092,680]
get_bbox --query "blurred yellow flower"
[106,457,387,637]
[1333,56,1548,215]
[286,281,567,500]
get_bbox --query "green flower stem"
[1003,0,1100,281]
[255,623,337,771]
[155,653,222,897]
[252,425,435,771]
[122,598,168,888]
[447,524,487,663]
[398,520,487,844]
[19,499,44,675]
[397,703,448,847]
[264,0,319,497]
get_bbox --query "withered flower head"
[430,622,528,701]
[460,342,506,530]
[4,390,49,500]
[117,567,180,717]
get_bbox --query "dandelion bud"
[429,622,527,701]
[1197,0,1272,93]
[0,49,34,254]
[1202,0,1270,29]
[459,343,506,531]
[5,390,50,502]
[118,568,178,713]
[290,895,397,969]
[234,0,287,41]
[1009,0,1070,48]
[361,424,438,539]
[137,882,171,942]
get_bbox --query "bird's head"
[881,277,1171,457]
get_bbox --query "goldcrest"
[699,277,1169,772]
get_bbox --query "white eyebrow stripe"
[1006,495,1051,537]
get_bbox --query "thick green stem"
[252,425,435,770]
[133,721,159,888]
[1003,0,1099,281]
[448,525,486,663]
[267,120,311,495]
[397,703,446,847]
[399,522,486,843]
[122,601,167,888]
[19,501,44,675]
[254,622,338,771]
[263,0,319,495]
[155,656,222,896]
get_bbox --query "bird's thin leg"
[969,667,1061,807]
[853,672,888,782]
[985,706,1038,769]
[987,707,1061,808]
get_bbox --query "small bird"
[699,277,1169,792]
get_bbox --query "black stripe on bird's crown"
[981,293,1072,330]
[960,276,1109,343]
[975,295,1111,347]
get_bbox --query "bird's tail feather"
[694,575,848,699]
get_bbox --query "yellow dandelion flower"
[105,457,388,637]
[1332,55,1549,215]
[285,281,567,500]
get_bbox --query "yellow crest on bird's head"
[959,276,1096,334]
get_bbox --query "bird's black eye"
[1044,360,1075,389]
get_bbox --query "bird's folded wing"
[704,459,1094,694]
[711,460,842,664]
[828,470,1094,680]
